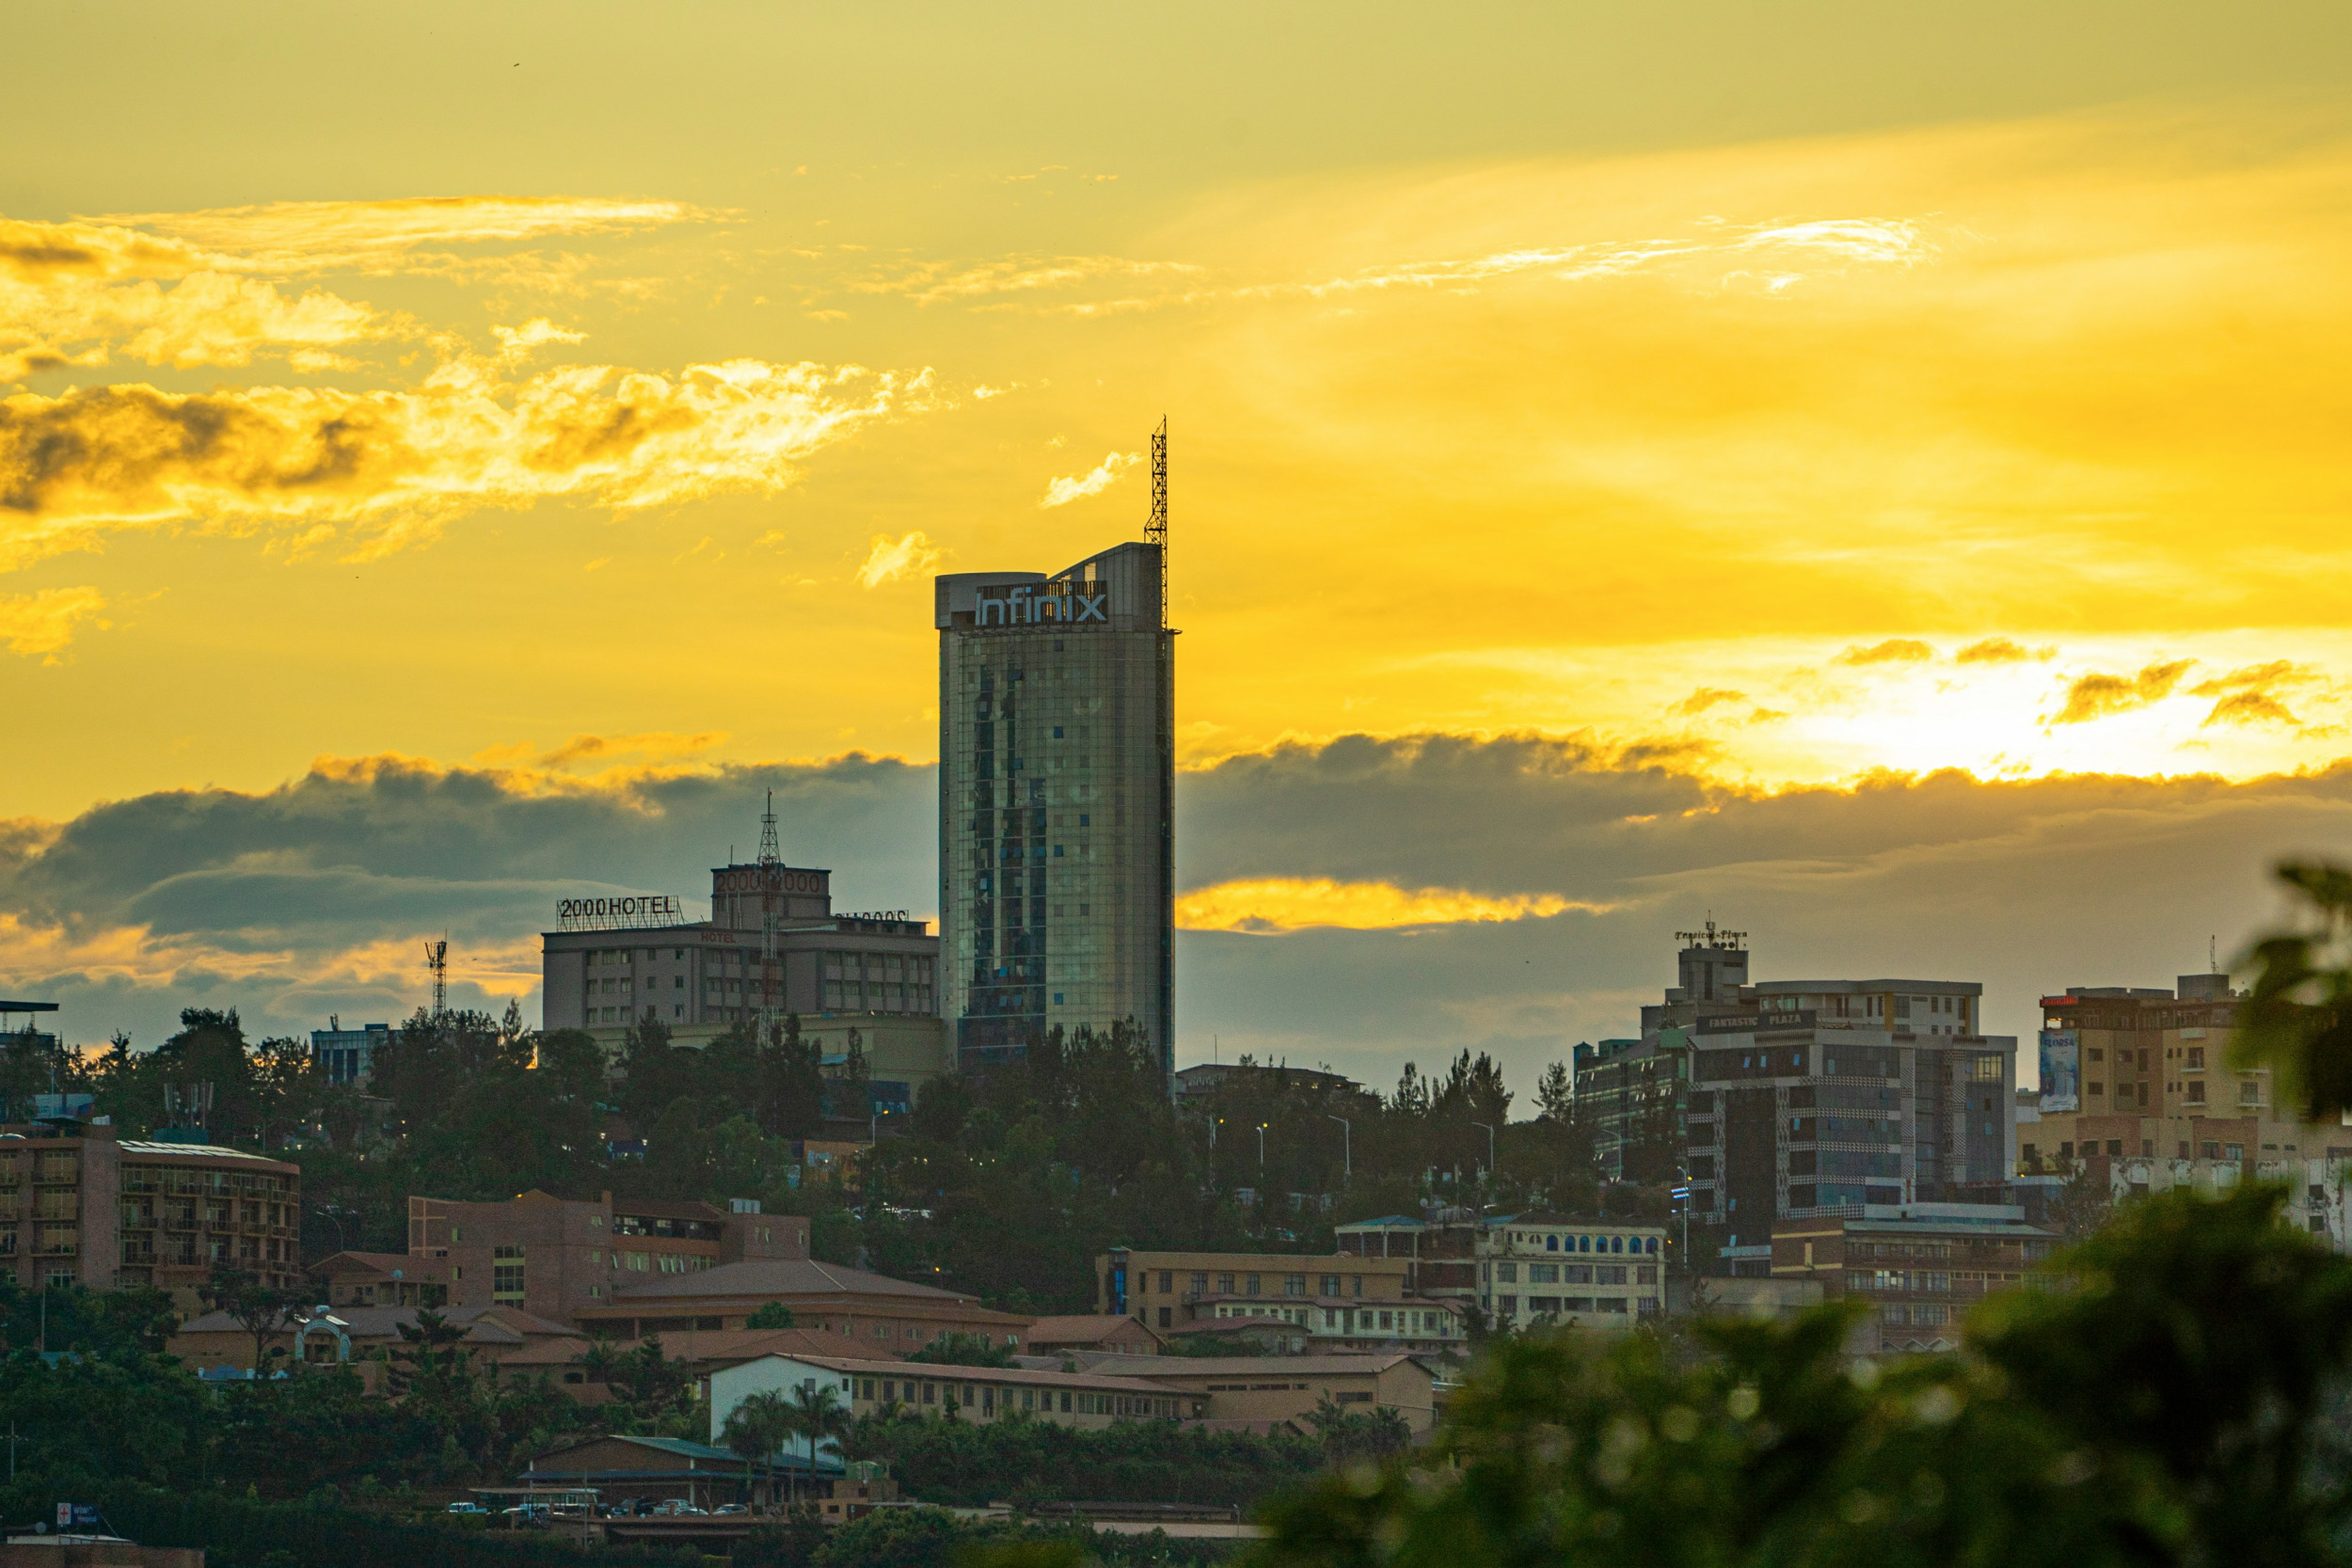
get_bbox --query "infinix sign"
[977,585,1107,626]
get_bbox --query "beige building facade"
[1096,1247,1464,1352]
[1085,1353,1442,1433]
[0,1126,303,1309]
[408,1190,806,1324]
[712,1353,1200,1439]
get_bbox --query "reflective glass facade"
[936,541,1173,1072]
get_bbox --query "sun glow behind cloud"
[1176,878,1604,933]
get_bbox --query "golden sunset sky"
[8,2,2352,1078]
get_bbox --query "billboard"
[2039,1030,2080,1113]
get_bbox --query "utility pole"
[1472,1122,1496,1181]
[1327,1116,1351,1180]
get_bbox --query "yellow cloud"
[0,248,391,380]
[89,196,719,275]
[2050,659,2196,725]
[0,356,935,569]
[1836,639,1934,666]
[492,317,586,362]
[855,531,944,587]
[1176,877,1602,932]
[0,584,106,657]
[1040,451,1141,508]
[1956,639,2055,665]
[853,255,1203,307]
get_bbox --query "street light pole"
[1257,1123,1267,1166]
[1326,1116,1351,1180]
[1472,1122,1496,1180]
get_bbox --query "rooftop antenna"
[1145,416,1168,628]
[758,790,783,1042]
[423,938,448,1016]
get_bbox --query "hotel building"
[935,538,1175,1070]
[540,849,951,1107]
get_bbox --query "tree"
[1303,1393,1410,1464]
[201,1264,302,1372]
[746,1302,798,1330]
[2236,860,2352,1118]
[1534,1062,1574,1123]
[904,1332,1016,1369]
[788,1382,852,1499]
[1252,1183,2352,1568]
[722,1388,799,1508]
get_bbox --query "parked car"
[715,1504,748,1515]
[446,1502,489,1515]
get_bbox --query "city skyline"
[7,4,2352,1090]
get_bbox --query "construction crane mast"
[757,790,783,1042]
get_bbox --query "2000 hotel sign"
[558,895,683,928]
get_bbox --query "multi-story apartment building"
[1771,1203,2055,1355]
[0,1124,303,1308]
[2034,973,2249,1131]
[2026,973,2352,1243]
[1096,1247,1464,1352]
[1686,976,2018,1248]
[1333,1213,1668,1331]
[1572,1036,1689,1182]
[310,1018,389,1087]
[936,536,1175,1072]
[407,1190,806,1324]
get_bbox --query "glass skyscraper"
[935,540,1173,1073]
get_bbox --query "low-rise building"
[712,1354,1201,1439]
[1025,1314,1165,1356]
[496,1324,866,1402]
[574,1256,1031,1349]
[521,1433,836,1514]
[1084,1353,1442,1433]
[310,1249,456,1307]
[407,1190,807,1324]
[1097,1247,1463,1352]
[170,1303,580,1388]
[1171,1064,1369,1103]
[1770,1203,2055,1356]
[1334,1213,1668,1332]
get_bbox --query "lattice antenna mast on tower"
[758,790,783,1042]
[1146,416,1168,627]
[423,938,449,1016]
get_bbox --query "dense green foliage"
[1250,1183,2352,1568]
[2237,860,2352,1121]
[904,1331,1019,1368]
[35,1481,698,1568]
[843,1412,1331,1508]
[855,1024,1621,1311]
[803,1508,1238,1568]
